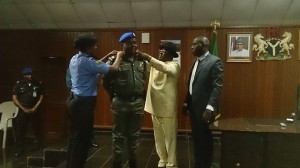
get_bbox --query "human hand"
[116,51,125,58]
[203,109,213,124]
[31,108,37,113]
[107,50,118,57]
[99,50,118,62]
[24,108,32,113]
[105,51,123,65]
[137,51,152,61]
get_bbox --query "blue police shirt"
[69,51,110,96]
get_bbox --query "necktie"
[189,60,201,94]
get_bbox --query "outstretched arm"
[138,51,179,77]
[108,51,123,73]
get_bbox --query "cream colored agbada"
[144,58,180,117]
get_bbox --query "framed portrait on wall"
[227,33,253,62]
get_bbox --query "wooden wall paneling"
[220,28,300,119]
[41,55,68,140]
[0,27,299,136]
[0,31,14,101]
[279,28,300,118]
[176,30,191,131]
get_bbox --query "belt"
[114,95,144,101]
[71,93,96,99]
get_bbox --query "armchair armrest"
[5,108,18,129]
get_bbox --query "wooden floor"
[0,131,221,168]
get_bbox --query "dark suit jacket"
[185,54,224,119]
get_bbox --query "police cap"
[119,32,136,43]
[22,67,32,74]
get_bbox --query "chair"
[0,101,19,148]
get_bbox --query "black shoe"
[129,159,137,168]
[90,141,98,148]
[113,161,122,168]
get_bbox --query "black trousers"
[14,109,42,150]
[66,94,96,168]
[189,111,213,168]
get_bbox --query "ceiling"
[0,0,300,30]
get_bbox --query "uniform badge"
[33,86,37,97]
[139,62,144,70]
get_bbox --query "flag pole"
[210,20,221,122]
[210,20,220,56]
[210,19,220,33]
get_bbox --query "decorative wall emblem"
[253,31,294,60]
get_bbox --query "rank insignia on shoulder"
[139,62,144,69]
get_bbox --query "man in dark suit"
[183,36,224,168]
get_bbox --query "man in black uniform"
[103,32,146,168]
[12,67,44,157]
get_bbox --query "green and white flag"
[211,30,218,56]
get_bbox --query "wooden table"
[210,118,300,168]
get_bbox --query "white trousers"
[152,115,178,168]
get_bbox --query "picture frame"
[227,33,253,62]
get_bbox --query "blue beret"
[22,67,32,74]
[119,32,136,43]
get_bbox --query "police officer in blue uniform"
[66,68,98,148]
[103,32,147,168]
[12,67,44,157]
[66,33,123,168]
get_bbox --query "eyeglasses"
[159,49,169,53]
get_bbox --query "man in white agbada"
[138,41,180,168]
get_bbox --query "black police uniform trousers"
[111,96,145,168]
[14,108,43,150]
[66,93,96,168]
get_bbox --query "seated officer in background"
[12,67,44,157]
[103,32,147,168]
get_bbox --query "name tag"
[33,92,37,97]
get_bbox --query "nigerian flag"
[212,30,221,121]
[212,30,218,56]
